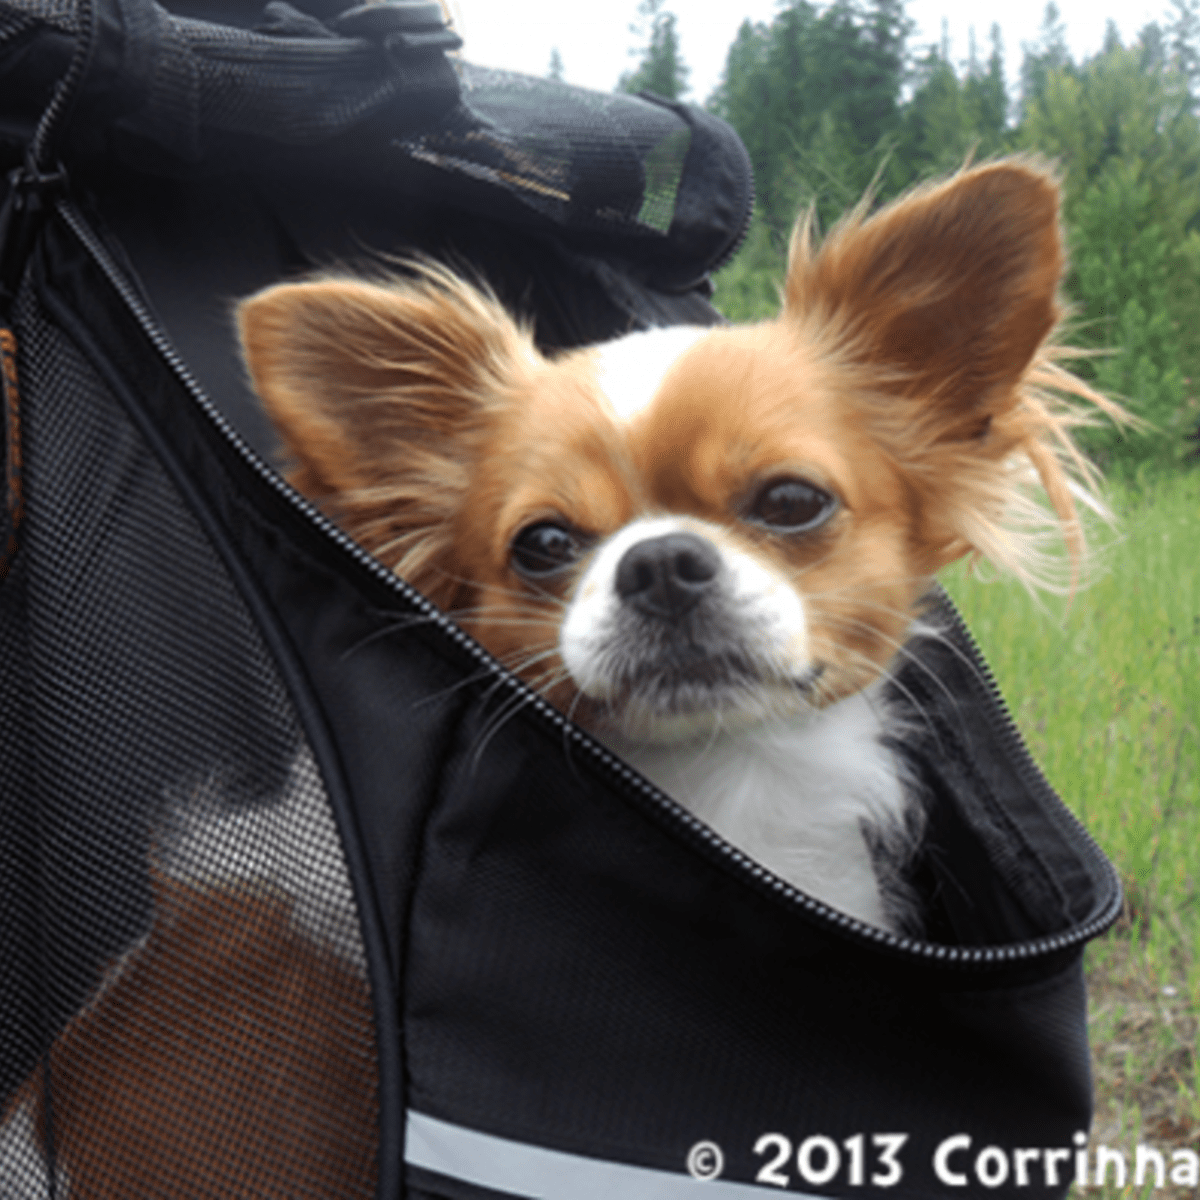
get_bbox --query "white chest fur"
[596,686,909,931]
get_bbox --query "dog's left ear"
[235,266,534,605]
[786,159,1063,440]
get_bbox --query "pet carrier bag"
[0,0,1121,1196]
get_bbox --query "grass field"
[940,470,1200,1193]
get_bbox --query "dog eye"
[747,478,838,532]
[511,522,583,576]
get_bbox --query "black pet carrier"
[1,0,1121,1196]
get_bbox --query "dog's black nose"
[615,532,721,619]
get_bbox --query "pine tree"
[1070,162,1187,468]
[899,43,974,177]
[548,47,564,82]
[838,0,909,159]
[710,3,808,237]
[1019,28,1200,467]
[707,18,770,125]
[706,0,1200,468]
[1021,2,1073,119]
[1101,18,1122,56]
[896,20,1010,181]
[619,0,690,100]
[1138,21,1167,74]
[710,0,909,240]
[970,23,1011,147]
[1167,0,1200,104]
[1020,36,1200,223]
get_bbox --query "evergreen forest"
[615,0,1200,475]
[609,2,1200,1147]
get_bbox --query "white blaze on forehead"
[592,325,711,423]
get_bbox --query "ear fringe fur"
[785,157,1127,599]
[238,256,539,608]
[948,343,1132,600]
[352,259,539,598]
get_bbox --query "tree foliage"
[1020,2,1073,120]
[704,0,1200,473]
[708,0,909,237]
[619,0,690,100]
[1167,0,1200,102]
[1070,162,1187,466]
[1019,33,1200,468]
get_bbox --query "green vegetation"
[623,0,1200,1171]
[942,474,1200,1177]
[702,0,1200,473]
[708,0,909,237]
[618,0,690,100]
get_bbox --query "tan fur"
[240,266,541,609]
[4,872,378,1197]
[3,159,1120,1196]
[784,158,1121,591]
[239,159,1117,711]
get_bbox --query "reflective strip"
[405,1110,823,1198]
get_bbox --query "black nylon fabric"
[0,0,753,294]
[0,225,383,1195]
[0,193,1120,1200]
[76,159,727,460]
[0,2,1122,1196]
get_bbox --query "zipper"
[929,589,1125,945]
[55,198,1121,969]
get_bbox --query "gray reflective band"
[405,1110,826,1198]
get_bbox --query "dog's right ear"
[237,269,533,589]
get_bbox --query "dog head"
[239,159,1110,743]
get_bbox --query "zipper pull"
[1,162,68,313]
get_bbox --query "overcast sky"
[446,0,1164,103]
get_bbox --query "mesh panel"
[148,14,437,148]
[3,0,461,156]
[0,282,378,1194]
[401,65,693,236]
[5,0,702,241]
[4,0,751,296]
[1,0,75,32]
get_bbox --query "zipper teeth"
[932,587,1125,935]
[29,0,95,171]
[58,200,1120,967]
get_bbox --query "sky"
[445,0,1164,104]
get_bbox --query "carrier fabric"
[0,1,1125,1195]
[0,277,378,1193]
[0,208,1115,1199]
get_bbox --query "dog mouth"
[591,642,826,718]
[559,522,821,733]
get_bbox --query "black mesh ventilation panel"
[0,280,378,1196]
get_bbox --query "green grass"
[940,470,1200,1187]
[709,239,1200,1175]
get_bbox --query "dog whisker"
[804,635,942,751]
[237,158,1118,939]
[806,605,992,713]
[465,662,576,773]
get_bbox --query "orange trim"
[0,326,23,582]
